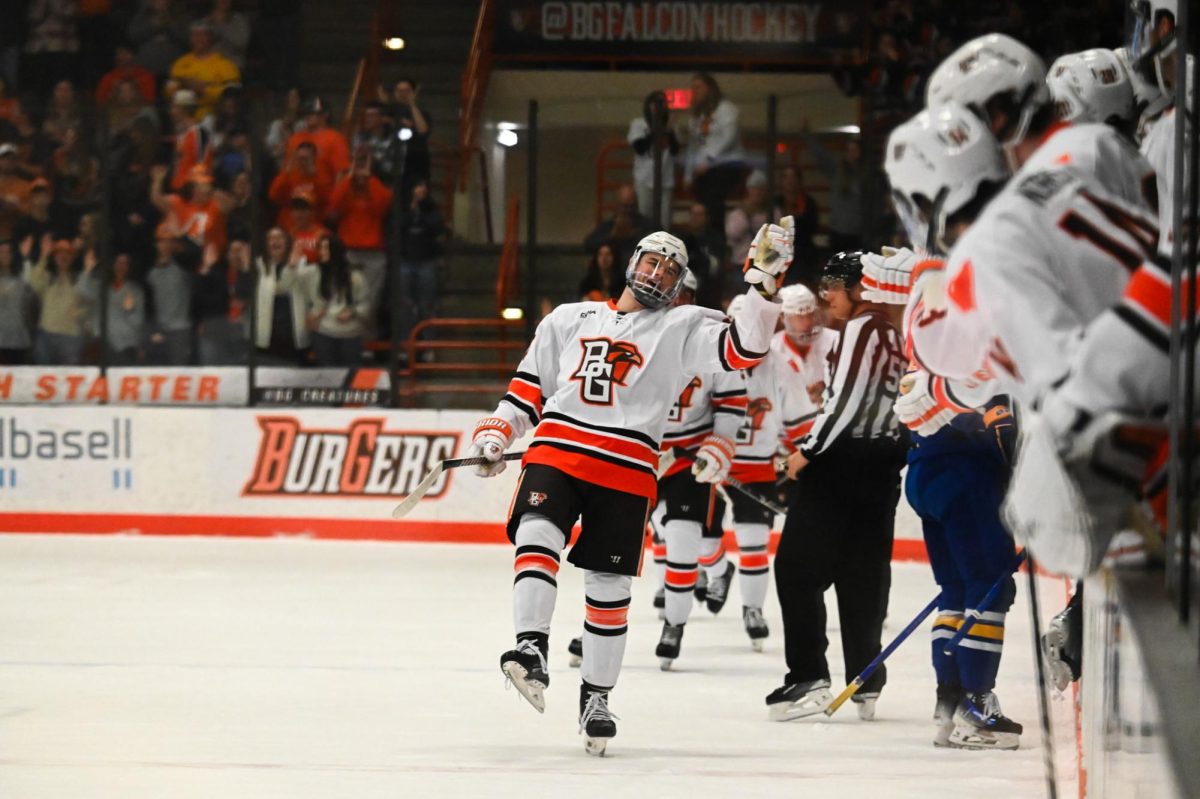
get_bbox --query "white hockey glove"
[894,367,959,436]
[469,417,514,478]
[691,435,735,484]
[860,247,920,305]
[743,216,794,298]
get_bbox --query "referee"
[765,251,908,723]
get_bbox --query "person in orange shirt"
[283,187,328,264]
[168,89,212,191]
[96,44,157,105]
[267,140,332,229]
[328,150,393,334]
[285,96,350,178]
[151,163,228,258]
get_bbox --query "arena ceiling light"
[501,307,525,320]
[383,37,406,50]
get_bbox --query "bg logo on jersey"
[243,416,459,498]
[667,376,702,422]
[570,338,644,405]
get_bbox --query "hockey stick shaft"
[670,446,787,515]
[941,550,1028,656]
[391,451,525,519]
[825,592,942,715]
[1025,554,1059,799]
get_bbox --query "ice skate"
[933,683,964,747]
[567,636,583,668]
[1041,605,1081,692]
[743,606,769,651]
[693,569,708,603]
[853,692,879,721]
[652,587,665,610]
[948,691,1023,750]
[655,622,685,670]
[579,686,618,756]
[705,561,735,615]
[765,678,833,721]
[500,638,549,713]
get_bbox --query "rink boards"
[0,405,926,557]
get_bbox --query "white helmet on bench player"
[1047,49,1137,127]
[885,102,1009,255]
[777,284,822,345]
[626,231,689,309]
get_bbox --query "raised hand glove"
[691,435,735,484]
[743,216,794,297]
[470,417,514,478]
[894,367,958,436]
[860,246,920,305]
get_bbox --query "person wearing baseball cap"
[285,185,328,263]
[285,94,350,176]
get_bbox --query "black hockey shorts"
[507,463,651,577]
[703,491,727,540]
[728,480,777,527]
[658,468,717,528]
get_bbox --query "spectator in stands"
[221,168,252,243]
[577,242,621,302]
[0,142,31,240]
[267,139,331,229]
[382,78,431,200]
[41,79,83,149]
[80,251,144,365]
[255,0,301,92]
[194,233,250,364]
[104,77,156,137]
[352,101,397,184]
[145,223,193,364]
[49,125,98,221]
[205,83,247,154]
[802,118,867,253]
[0,237,35,364]
[96,43,156,105]
[673,201,727,309]
[128,0,189,79]
[11,177,62,262]
[329,149,392,335]
[254,225,314,365]
[307,235,366,367]
[286,96,349,182]
[396,177,444,344]
[106,117,159,268]
[169,20,239,119]
[0,6,24,92]
[28,236,90,364]
[773,164,821,288]
[265,86,304,167]
[683,72,746,240]
[22,0,81,95]
[281,185,326,263]
[628,89,678,225]
[0,77,22,126]
[583,183,651,264]
[204,0,249,71]
[167,88,211,191]
[150,163,227,258]
[725,168,770,267]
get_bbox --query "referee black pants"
[775,439,904,693]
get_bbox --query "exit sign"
[664,89,692,110]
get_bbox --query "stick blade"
[391,463,444,519]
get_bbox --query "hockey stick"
[1025,553,1059,799]
[941,550,1028,656]
[391,451,525,519]
[825,592,943,715]
[671,446,787,516]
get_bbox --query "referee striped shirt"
[799,307,905,459]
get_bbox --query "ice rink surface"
[0,535,1064,798]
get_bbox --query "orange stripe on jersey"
[784,419,814,443]
[1124,265,1191,327]
[535,421,658,469]
[585,606,629,626]
[523,446,658,500]
[514,553,559,575]
[739,552,770,569]
[731,461,776,483]
[723,331,766,370]
[665,567,698,587]
[931,376,973,413]
[506,377,543,413]
[661,431,710,453]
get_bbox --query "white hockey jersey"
[1022,122,1156,212]
[1140,106,1193,255]
[493,290,780,500]
[731,349,818,483]
[907,165,1159,408]
[660,368,747,478]
[769,327,837,408]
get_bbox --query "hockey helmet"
[885,103,1009,255]
[778,284,822,344]
[926,33,1050,151]
[819,251,865,298]
[626,231,689,309]
[1047,49,1137,126]
[1128,0,1177,93]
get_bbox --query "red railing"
[495,194,521,315]
[393,317,526,405]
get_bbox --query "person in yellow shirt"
[169,21,239,119]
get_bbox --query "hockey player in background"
[767,251,907,723]
[770,283,837,409]
[471,226,791,755]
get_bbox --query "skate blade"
[500,662,546,713]
[750,638,765,652]
[948,728,1020,750]
[584,736,611,757]
[933,721,954,747]
[568,654,581,668]
[658,657,674,671]
[855,702,876,722]
[768,689,833,722]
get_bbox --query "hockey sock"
[930,608,964,686]
[649,501,668,592]
[733,522,770,609]
[512,513,565,638]
[698,537,728,580]
[958,609,1006,694]
[663,518,701,626]
[581,570,632,690]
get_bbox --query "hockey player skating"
[473,228,790,755]
[766,251,907,723]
